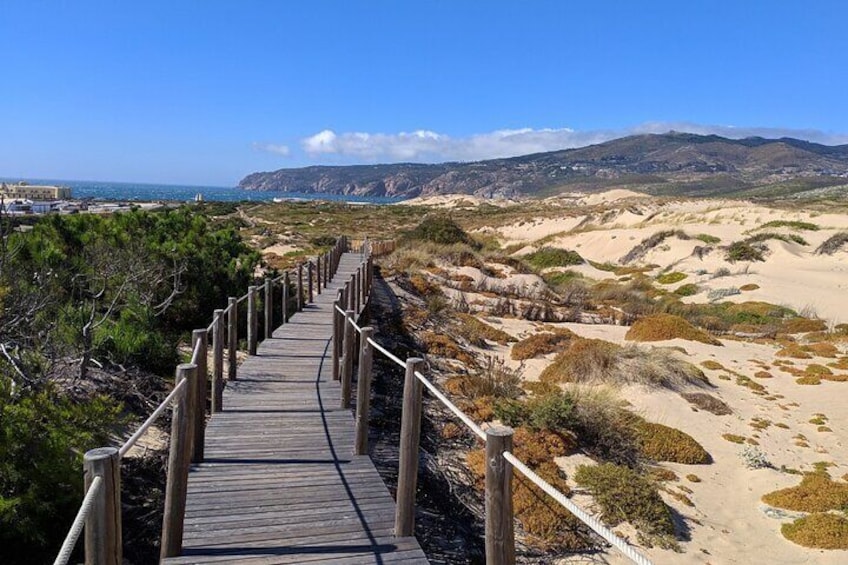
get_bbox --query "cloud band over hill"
[257,123,848,164]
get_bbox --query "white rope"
[349,317,363,334]
[190,338,203,365]
[53,476,103,565]
[502,452,654,565]
[119,378,188,457]
[206,313,217,334]
[414,370,486,440]
[366,337,407,370]
[272,272,287,283]
[236,292,249,305]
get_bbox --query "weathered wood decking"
[162,253,428,564]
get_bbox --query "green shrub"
[525,247,584,269]
[725,240,766,262]
[404,215,478,247]
[759,220,820,231]
[0,382,123,562]
[694,233,721,244]
[656,272,687,285]
[762,470,848,512]
[494,390,575,432]
[674,283,699,296]
[574,463,677,548]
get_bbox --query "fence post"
[395,357,425,537]
[297,263,304,311]
[332,293,342,381]
[324,252,329,286]
[282,271,289,324]
[308,261,314,303]
[355,266,362,314]
[191,329,207,464]
[316,255,322,295]
[247,286,258,355]
[340,309,355,409]
[264,277,272,340]
[212,309,224,413]
[161,363,197,559]
[354,326,374,455]
[485,426,516,565]
[348,274,356,311]
[83,447,121,565]
[227,297,237,381]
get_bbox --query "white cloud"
[252,142,290,156]
[261,123,848,163]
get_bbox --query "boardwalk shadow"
[183,543,399,557]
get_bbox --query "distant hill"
[239,132,848,199]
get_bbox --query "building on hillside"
[0,181,72,200]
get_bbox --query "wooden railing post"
[227,297,237,381]
[83,447,121,565]
[297,263,304,311]
[323,252,329,287]
[282,271,289,324]
[355,266,362,314]
[395,357,425,537]
[316,255,322,295]
[332,293,342,381]
[264,277,272,340]
[354,326,374,455]
[191,329,208,464]
[308,261,314,303]
[348,274,356,311]
[340,309,355,409]
[247,286,258,356]
[485,426,516,565]
[161,363,197,559]
[212,309,224,413]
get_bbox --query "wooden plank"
[161,253,428,564]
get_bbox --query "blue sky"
[1,1,846,186]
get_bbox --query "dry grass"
[722,433,747,444]
[625,314,722,346]
[780,318,828,333]
[511,328,576,360]
[540,339,707,390]
[421,331,476,366]
[454,313,515,346]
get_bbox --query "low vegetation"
[816,232,848,255]
[680,392,733,415]
[758,220,820,231]
[782,513,848,549]
[524,246,584,269]
[574,463,677,549]
[540,338,707,389]
[762,469,848,513]
[636,422,711,464]
[511,328,576,360]
[625,314,722,345]
[656,272,687,285]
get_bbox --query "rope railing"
[331,240,653,565]
[366,337,406,370]
[503,452,654,565]
[53,476,103,565]
[118,377,189,458]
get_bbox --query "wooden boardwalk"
[162,253,429,564]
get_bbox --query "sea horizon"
[0,176,404,204]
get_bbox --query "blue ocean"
[1,178,404,204]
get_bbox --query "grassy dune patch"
[625,314,722,346]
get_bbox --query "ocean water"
[1,178,404,204]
